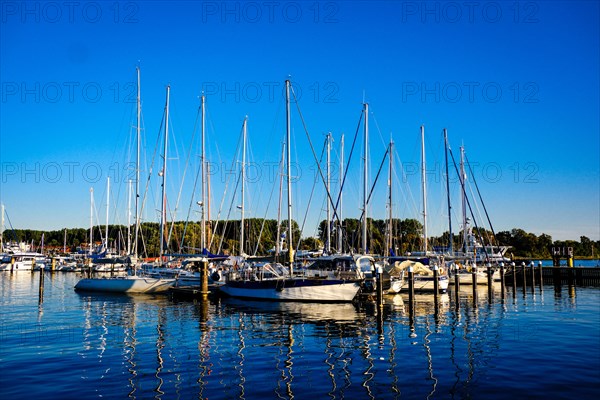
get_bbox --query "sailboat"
[218,80,362,302]
[385,125,449,293]
[75,72,176,294]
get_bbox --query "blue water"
[1,271,599,399]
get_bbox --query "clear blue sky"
[1,0,599,242]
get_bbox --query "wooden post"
[454,264,460,309]
[201,258,209,300]
[433,264,439,295]
[51,257,56,272]
[486,263,492,303]
[521,262,527,296]
[408,266,414,315]
[376,265,383,311]
[511,262,517,298]
[500,262,505,299]
[38,267,45,305]
[31,257,36,273]
[10,256,15,272]
[538,261,544,290]
[471,264,478,307]
[530,261,535,293]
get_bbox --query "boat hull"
[218,278,361,302]
[74,276,176,293]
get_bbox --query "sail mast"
[275,142,285,257]
[362,103,369,255]
[285,79,294,270]
[460,145,468,254]
[338,134,344,253]
[127,179,132,255]
[444,128,453,255]
[159,85,170,263]
[201,94,206,251]
[134,66,141,258]
[421,125,428,254]
[326,132,332,254]
[240,116,247,256]
[89,188,93,255]
[105,176,110,251]
[0,203,4,251]
[388,138,394,256]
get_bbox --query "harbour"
[1,266,599,399]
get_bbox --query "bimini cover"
[387,260,433,276]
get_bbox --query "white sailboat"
[218,80,361,302]
[75,72,176,294]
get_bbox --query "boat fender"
[211,271,221,282]
[439,267,445,275]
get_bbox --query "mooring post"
[521,262,527,296]
[201,257,209,300]
[10,256,15,272]
[471,264,478,307]
[376,264,383,311]
[500,262,505,298]
[38,266,45,305]
[487,263,493,303]
[511,262,517,298]
[454,264,460,308]
[51,257,56,272]
[538,260,544,290]
[31,257,36,273]
[530,261,536,293]
[433,264,439,295]
[408,265,414,315]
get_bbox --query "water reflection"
[2,272,597,399]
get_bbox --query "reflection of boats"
[448,263,500,285]
[387,258,449,293]
[224,297,364,323]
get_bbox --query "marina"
[1,265,599,399]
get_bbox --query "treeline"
[3,220,599,259]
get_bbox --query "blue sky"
[1,0,599,242]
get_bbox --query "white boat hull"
[401,276,449,293]
[218,278,361,302]
[74,276,176,293]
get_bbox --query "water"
[1,271,599,399]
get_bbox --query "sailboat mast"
[63,228,67,254]
[285,79,294,269]
[276,142,285,257]
[338,134,344,253]
[0,203,4,251]
[89,188,93,255]
[127,179,132,254]
[201,94,206,251]
[444,128,453,254]
[326,132,331,254]
[420,125,428,254]
[134,66,141,258]
[362,103,369,255]
[388,138,394,256]
[240,116,247,256]
[159,85,170,262]
[105,176,110,251]
[460,145,468,254]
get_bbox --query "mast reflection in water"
[0,272,598,399]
